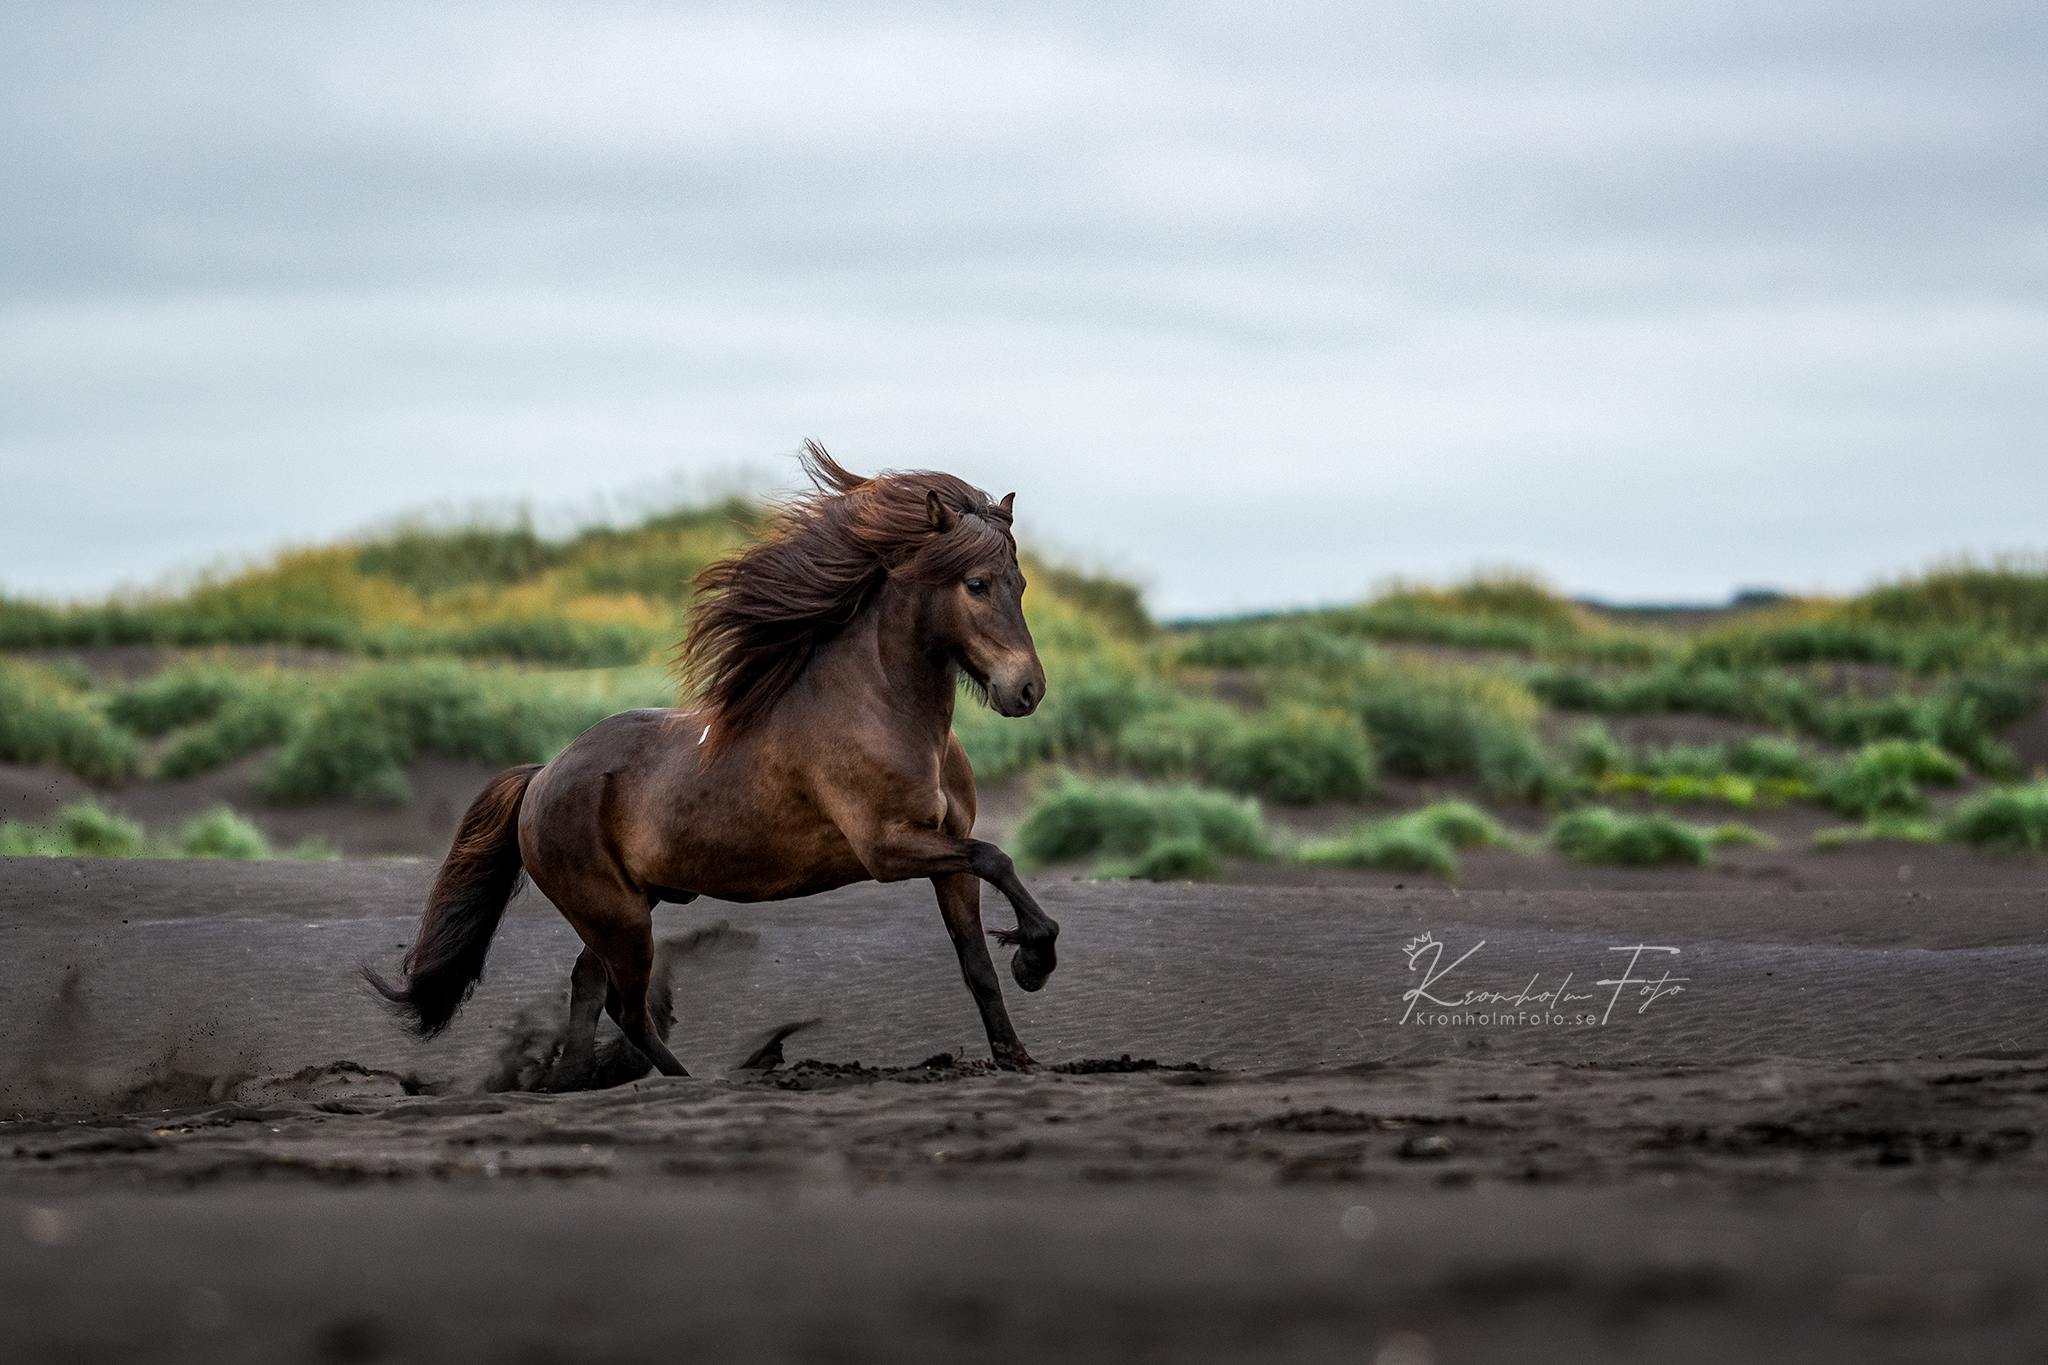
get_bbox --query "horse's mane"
[678,441,1017,747]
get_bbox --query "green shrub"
[0,818,62,855]
[1813,816,1941,849]
[1030,563,1154,640]
[1567,723,1630,780]
[1125,835,1220,881]
[1013,776,1271,880]
[1327,604,1551,654]
[0,801,326,860]
[1176,621,1373,671]
[1548,807,1713,866]
[104,666,249,736]
[1338,676,1565,800]
[356,524,563,593]
[262,661,668,805]
[367,618,666,667]
[0,662,141,784]
[1941,781,2048,852]
[1528,658,2036,780]
[1846,561,2048,639]
[1117,698,1376,804]
[1114,695,1241,777]
[176,806,271,859]
[953,665,1174,781]
[1207,705,1375,805]
[1725,736,1815,781]
[1598,772,1766,807]
[1298,801,1506,879]
[1706,822,1776,849]
[62,803,146,855]
[157,692,299,779]
[1817,740,1964,818]
[1,802,154,857]
[1687,622,1902,670]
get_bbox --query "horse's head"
[915,488,1045,718]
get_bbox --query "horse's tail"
[363,763,542,1038]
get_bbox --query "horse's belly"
[639,815,873,904]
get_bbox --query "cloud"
[2,0,2044,609]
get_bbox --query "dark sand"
[4,857,2046,1362]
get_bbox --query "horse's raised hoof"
[1010,945,1055,992]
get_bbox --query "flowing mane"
[679,441,1017,745]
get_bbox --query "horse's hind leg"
[587,941,683,1087]
[536,856,690,1078]
[541,947,607,1092]
[596,941,688,1078]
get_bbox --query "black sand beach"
[3,859,2045,1362]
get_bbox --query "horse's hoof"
[1010,947,1053,992]
[993,1047,1037,1072]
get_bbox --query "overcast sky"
[3,1,2044,617]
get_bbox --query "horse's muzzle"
[987,661,1046,718]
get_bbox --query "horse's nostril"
[1020,683,1037,707]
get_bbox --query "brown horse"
[366,444,1059,1080]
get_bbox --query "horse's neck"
[806,579,958,740]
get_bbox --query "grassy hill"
[3,507,2045,870]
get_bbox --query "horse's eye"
[966,578,988,595]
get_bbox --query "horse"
[365,443,1060,1081]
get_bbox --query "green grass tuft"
[1548,807,1713,866]
[0,801,145,857]
[0,662,142,784]
[175,806,271,859]
[1812,816,1941,850]
[1013,775,1271,880]
[1567,723,1630,780]
[1817,740,1964,819]
[1193,703,1377,805]
[1297,801,1507,879]
[0,801,303,860]
[104,666,250,736]
[260,661,671,805]
[1941,781,2048,852]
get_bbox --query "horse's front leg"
[964,843,1060,993]
[932,873,1034,1070]
[854,823,1061,994]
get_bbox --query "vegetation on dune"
[1843,559,2048,641]
[1568,724,1820,808]
[4,656,672,805]
[259,662,674,805]
[1209,570,1673,667]
[0,660,142,784]
[1811,816,1942,850]
[1118,700,1377,805]
[1815,739,1965,819]
[0,801,332,860]
[4,499,2043,881]
[1941,781,2048,852]
[1012,775,1272,880]
[1527,661,2034,777]
[1547,807,1767,867]
[0,501,758,667]
[1297,801,1506,879]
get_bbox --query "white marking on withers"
[700,725,710,745]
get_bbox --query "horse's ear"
[926,489,959,533]
[1000,493,1015,516]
